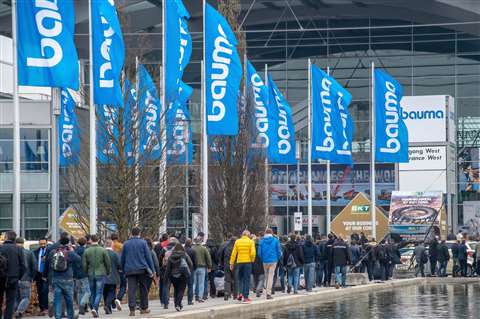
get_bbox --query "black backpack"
[286,254,297,269]
[51,248,69,272]
[0,253,8,278]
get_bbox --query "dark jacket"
[121,237,155,276]
[429,240,439,259]
[105,249,122,285]
[206,239,218,269]
[74,245,88,279]
[253,242,265,275]
[83,244,111,278]
[350,244,362,265]
[332,239,351,267]
[437,243,450,263]
[33,246,48,274]
[413,244,428,264]
[302,240,318,264]
[185,245,197,271]
[283,240,304,267]
[458,243,468,261]
[165,251,193,279]
[317,240,328,262]
[218,240,235,269]
[326,238,335,264]
[46,245,81,281]
[451,242,459,259]
[21,248,36,282]
[0,240,26,281]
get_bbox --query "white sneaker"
[115,299,122,311]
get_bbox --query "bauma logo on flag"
[247,61,270,149]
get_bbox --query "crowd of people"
[0,228,475,319]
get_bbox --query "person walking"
[437,240,450,277]
[165,243,193,311]
[14,237,36,319]
[364,239,377,281]
[121,227,155,317]
[184,239,197,305]
[283,234,304,294]
[316,235,328,287]
[83,234,111,318]
[451,239,460,277]
[217,234,237,300]
[145,238,160,300]
[204,239,218,299]
[0,231,25,319]
[412,241,428,277]
[324,233,336,286]
[332,235,351,289]
[429,237,439,276]
[258,229,281,299]
[155,236,178,309]
[229,230,256,303]
[74,237,91,315]
[252,236,265,298]
[302,235,318,292]
[192,237,212,303]
[45,234,81,319]
[33,238,49,316]
[103,239,122,315]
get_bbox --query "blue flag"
[123,79,136,166]
[205,3,242,136]
[165,0,192,106]
[267,75,296,164]
[97,104,119,164]
[17,0,79,89]
[138,65,162,160]
[374,69,409,163]
[92,0,125,106]
[58,89,80,166]
[311,66,354,164]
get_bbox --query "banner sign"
[205,3,242,136]
[138,65,162,160]
[267,75,296,164]
[311,66,353,164]
[92,0,125,106]
[97,103,119,164]
[17,0,79,89]
[58,89,80,166]
[374,69,408,163]
[165,0,192,106]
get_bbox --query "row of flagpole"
[10,0,408,240]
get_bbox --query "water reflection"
[248,284,480,319]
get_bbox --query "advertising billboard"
[389,191,447,240]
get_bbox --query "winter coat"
[350,244,361,265]
[165,251,193,279]
[413,244,427,264]
[105,249,121,285]
[20,247,36,282]
[193,244,213,268]
[206,240,219,268]
[437,243,450,263]
[83,244,111,278]
[451,242,459,259]
[253,242,265,275]
[217,240,235,269]
[121,237,155,276]
[185,245,197,270]
[230,236,256,265]
[458,243,468,261]
[302,240,318,264]
[317,240,328,262]
[0,241,25,281]
[429,240,439,259]
[283,240,304,268]
[326,239,335,263]
[46,245,81,281]
[332,239,351,267]
[74,245,88,279]
[258,235,282,264]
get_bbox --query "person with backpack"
[14,237,36,319]
[156,237,179,309]
[283,234,304,294]
[217,234,237,301]
[103,239,122,315]
[0,231,25,319]
[333,234,351,289]
[258,229,282,299]
[83,234,111,318]
[45,234,81,319]
[165,243,193,312]
[229,230,256,303]
[121,227,155,317]
[192,236,212,303]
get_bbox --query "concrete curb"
[148,278,428,319]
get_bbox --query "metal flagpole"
[326,66,331,235]
[370,61,377,240]
[159,0,168,235]
[11,0,20,235]
[51,89,60,241]
[88,0,97,235]
[264,64,269,220]
[134,56,140,226]
[184,121,190,238]
[307,59,313,236]
[201,0,209,240]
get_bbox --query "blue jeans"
[335,266,347,287]
[76,277,91,307]
[438,261,448,277]
[187,273,194,303]
[16,280,32,314]
[316,261,327,286]
[53,279,74,319]
[89,276,106,311]
[278,266,286,291]
[116,271,127,302]
[194,267,207,299]
[304,262,316,291]
[287,267,300,293]
[237,263,252,298]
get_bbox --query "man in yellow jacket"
[230,230,256,303]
